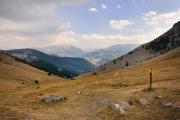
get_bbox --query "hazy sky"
[0,0,180,50]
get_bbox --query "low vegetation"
[13,56,77,78]
[0,47,179,120]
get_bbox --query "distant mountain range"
[3,44,139,78]
[5,49,95,78]
[36,45,85,57]
[2,21,180,79]
[93,21,180,74]
[83,44,139,66]
[36,44,139,66]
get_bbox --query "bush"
[48,72,51,76]
[34,80,39,84]
[70,78,75,80]
[128,51,133,55]
[113,60,116,64]
[101,66,105,70]
[92,72,97,76]
[126,62,129,66]
[112,82,128,88]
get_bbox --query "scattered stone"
[25,115,33,120]
[155,95,162,99]
[162,101,174,107]
[42,95,66,103]
[76,91,81,94]
[175,105,180,111]
[137,99,148,105]
[112,102,129,113]
[172,88,177,91]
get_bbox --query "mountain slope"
[93,21,180,73]
[0,46,179,120]
[83,44,138,66]
[5,49,95,78]
[37,45,85,57]
[0,51,65,84]
[80,47,180,82]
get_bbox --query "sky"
[0,0,180,50]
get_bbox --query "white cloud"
[117,5,122,8]
[0,0,179,51]
[109,20,134,30]
[101,4,107,9]
[88,8,98,12]
[143,9,180,37]
[0,0,86,49]
[78,9,180,50]
[0,0,87,22]
[75,33,148,50]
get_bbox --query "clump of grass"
[143,88,157,92]
[92,72,98,76]
[111,82,129,88]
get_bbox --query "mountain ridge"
[36,45,85,57]
[4,48,95,78]
[92,21,180,74]
[83,44,139,66]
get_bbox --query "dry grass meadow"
[0,48,180,120]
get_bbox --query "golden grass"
[0,48,180,120]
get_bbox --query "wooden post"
[149,68,152,90]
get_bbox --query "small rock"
[162,101,174,107]
[175,105,180,111]
[155,96,162,99]
[76,91,81,94]
[137,99,148,105]
[42,95,66,103]
[112,102,128,113]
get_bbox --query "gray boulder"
[175,105,180,111]
[112,102,129,113]
[155,95,162,99]
[137,99,148,105]
[25,116,33,120]
[42,95,66,103]
[162,101,174,107]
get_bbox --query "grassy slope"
[0,48,180,120]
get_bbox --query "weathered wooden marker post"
[149,68,152,90]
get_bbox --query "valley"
[0,1,180,119]
[0,47,179,120]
